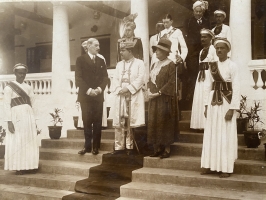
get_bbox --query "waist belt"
[211,81,232,105]
[121,78,129,83]
[11,97,31,108]
[198,62,209,82]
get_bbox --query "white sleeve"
[177,30,188,61]
[226,26,232,44]
[127,60,145,95]
[204,69,213,106]
[111,63,122,95]
[3,86,12,121]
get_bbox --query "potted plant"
[0,126,6,159]
[48,108,63,139]
[243,101,264,148]
[236,95,248,134]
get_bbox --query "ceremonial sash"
[198,62,209,82]
[210,62,232,105]
[161,27,177,39]
[7,82,32,108]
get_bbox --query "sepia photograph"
[0,0,265,199]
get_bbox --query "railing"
[0,73,52,96]
[248,59,266,90]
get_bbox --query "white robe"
[3,81,39,171]
[212,24,232,56]
[190,45,218,129]
[201,59,240,173]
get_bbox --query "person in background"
[149,21,164,66]
[117,13,143,62]
[183,0,210,110]
[4,63,39,175]
[190,29,218,132]
[148,38,178,159]
[201,38,240,178]
[76,38,108,156]
[111,41,145,155]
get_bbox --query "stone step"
[170,142,265,161]
[41,138,114,151]
[0,183,73,200]
[38,160,99,176]
[143,155,266,176]
[120,182,266,200]
[181,110,191,120]
[179,120,191,131]
[39,148,106,163]
[0,170,85,191]
[67,129,115,140]
[132,167,266,193]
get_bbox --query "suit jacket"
[184,16,210,57]
[75,54,108,103]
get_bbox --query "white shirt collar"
[165,26,173,32]
[87,52,96,59]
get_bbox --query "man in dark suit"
[75,38,108,155]
[182,0,210,110]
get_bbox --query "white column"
[131,0,149,81]
[51,3,70,100]
[230,0,251,96]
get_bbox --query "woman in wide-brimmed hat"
[147,38,178,159]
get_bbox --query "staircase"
[117,111,266,200]
[0,129,114,200]
[0,111,265,200]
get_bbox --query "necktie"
[92,55,96,63]
[197,19,202,25]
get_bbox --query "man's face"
[120,48,131,60]
[193,7,204,19]
[201,34,212,46]
[215,14,225,25]
[15,68,27,83]
[215,43,229,59]
[124,27,134,38]
[87,40,100,55]
[162,19,172,29]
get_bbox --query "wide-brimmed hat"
[152,38,172,52]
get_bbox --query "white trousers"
[114,128,133,150]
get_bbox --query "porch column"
[229,0,251,95]
[131,0,149,81]
[51,3,70,100]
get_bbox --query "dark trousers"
[80,100,103,150]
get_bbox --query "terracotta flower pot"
[48,126,62,139]
[73,116,79,129]
[244,130,261,148]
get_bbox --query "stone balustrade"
[248,59,266,90]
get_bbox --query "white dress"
[201,59,240,173]
[4,81,39,171]
[190,45,218,129]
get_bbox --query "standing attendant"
[201,38,240,178]
[183,1,210,110]
[4,63,39,175]
[190,29,218,131]
[148,38,178,159]
[111,41,145,155]
[76,38,108,155]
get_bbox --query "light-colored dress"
[190,45,218,129]
[201,59,240,173]
[4,81,39,171]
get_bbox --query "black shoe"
[78,148,90,155]
[149,151,161,157]
[160,151,170,159]
[92,148,99,155]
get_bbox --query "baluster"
[33,80,38,94]
[256,69,263,90]
[47,79,51,94]
[250,69,256,89]
[38,80,42,94]
[0,82,3,96]
[43,80,47,94]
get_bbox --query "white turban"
[200,28,215,39]
[13,63,28,72]
[193,1,203,10]
[214,10,226,18]
[214,38,231,51]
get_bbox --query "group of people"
[3,0,239,179]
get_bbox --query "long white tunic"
[159,26,188,63]
[4,81,39,171]
[201,59,240,173]
[212,24,232,56]
[111,58,145,128]
[190,45,218,129]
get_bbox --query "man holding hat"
[190,28,218,131]
[111,41,145,155]
[3,63,39,175]
[201,38,240,178]
[76,38,108,156]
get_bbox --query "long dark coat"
[147,61,178,146]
